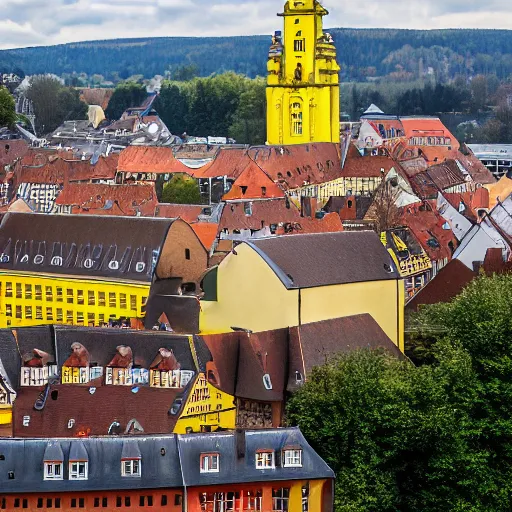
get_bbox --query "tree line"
[288,274,512,511]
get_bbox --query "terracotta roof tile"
[222,162,284,200]
[118,146,192,175]
[194,148,252,179]
[55,183,157,216]
[154,204,205,222]
[190,223,219,251]
[0,140,29,169]
[400,117,458,145]
[248,143,342,190]
[341,149,396,178]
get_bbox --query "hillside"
[2,28,512,81]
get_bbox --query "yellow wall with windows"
[199,244,299,334]
[0,407,11,426]
[0,271,149,328]
[288,480,326,512]
[174,374,236,433]
[300,280,405,351]
[266,0,340,145]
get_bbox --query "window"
[67,289,74,303]
[25,306,32,319]
[272,488,289,512]
[120,293,127,309]
[130,295,137,311]
[14,499,20,508]
[56,287,63,302]
[102,498,108,508]
[125,497,131,507]
[261,187,267,196]
[46,308,54,321]
[255,451,275,469]
[25,284,32,298]
[79,498,84,508]
[116,497,122,507]
[5,282,12,297]
[94,498,100,508]
[109,292,116,308]
[35,285,42,300]
[148,496,153,507]
[69,461,88,480]
[283,449,302,467]
[55,499,61,509]
[185,249,191,260]
[56,309,63,322]
[200,492,238,512]
[244,202,252,216]
[36,306,43,320]
[77,290,84,305]
[6,304,12,317]
[71,499,77,508]
[161,495,168,506]
[175,495,182,506]
[98,291,106,306]
[44,462,63,480]
[88,290,95,306]
[37,498,43,508]
[15,283,22,299]
[245,491,262,511]
[122,459,141,477]
[200,453,220,473]
[302,484,309,512]
[46,498,52,508]
[294,39,305,52]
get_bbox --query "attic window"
[122,459,141,477]
[200,453,220,473]
[261,187,267,196]
[240,186,248,195]
[44,462,63,480]
[283,449,302,467]
[69,461,88,480]
[256,450,275,469]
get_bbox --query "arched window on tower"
[291,100,303,136]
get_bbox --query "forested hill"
[2,28,512,81]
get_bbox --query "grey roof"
[54,326,198,370]
[178,428,334,487]
[121,440,141,460]
[0,329,20,389]
[0,436,182,493]
[0,429,332,493]
[43,441,64,462]
[0,213,174,283]
[247,231,399,289]
[69,441,89,462]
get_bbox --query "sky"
[1,0,512,50]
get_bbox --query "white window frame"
[122,458,141,477]
[200,453,220,473]
[44,462,63,480]
[255,451,275,469]
[69,461,88,480]
[283,449,302,467]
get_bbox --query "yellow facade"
[0,271,149,328]
[200,243,404,350]
[0,408,12,426]
[267,0,340,145]
[174,374,237,433]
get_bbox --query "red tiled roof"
[154,204,204,222]
[0,140,28,169]
[222,161,284,200]
[20,148,74,166]
[54,183,157,216]
[400,202,457,261]
[456,149,495,185]
[118,146,192,175]
[443,189,489,221]
[409,160,467,199]
[400,117,458,144]
[342,149,396,178]
[248,143,342,190]
[193,147,251,179]
[191,223,219,250]
[79,88,114,111]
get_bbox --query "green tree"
[287,346,480,511]
[104,81,147,120]
[25,75,88,134]
[470,75,489,112]
[0,86,16,128]
[171,64,199,81]
[161,174,202,204]
[155,82,190,135]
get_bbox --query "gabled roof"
[193,147,252,179]
[154,203,205,222]
[248,143,342,190]
[222,161,284,200]
[190,223,218,251]
[400,117,458,144]
[118,146,192,175]
[341,147,395,178]
[247,231,399,289]
[0,212,174,282]
[410,160,467,199]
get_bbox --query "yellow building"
[0,213,209,329]
[266,0,340,145]
[200,231,405,351]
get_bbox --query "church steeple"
[266,0,340,145]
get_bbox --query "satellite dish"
[147,123,159,135]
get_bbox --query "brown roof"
[342,148,396,178]
[79,88,114,111]
[118,146,192,175]
[248,143,342,190]
[13,385,182,438]
[0,212,174,282]
[154,204,205,222]
[54,183,157,216]
[191,223,218,251]
[288,314,402,391]
[194,148,252,179]
[410,160,467,199]
[456,148,496,185]
[248,231,399,289]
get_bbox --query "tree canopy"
[0,86,16,128]
[161,174,202,204]
[288,274,512,511]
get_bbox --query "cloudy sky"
[0,0,511,49]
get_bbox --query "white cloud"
[1,0,512,49]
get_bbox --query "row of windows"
[3,283,143,310]
[43,459,143,481]
[200,449,303,473]
[1,494,181,509]
[409,136,452,146]
[5,306,141,325]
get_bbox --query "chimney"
[235,428,246,459]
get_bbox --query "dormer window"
[44,462,63,480]
[122,459,141,477]
[69,462,88,480]
[256,450,275,469]
[283,449,302,467]
[200,453,219,473]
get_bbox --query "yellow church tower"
[266,0,340,145]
